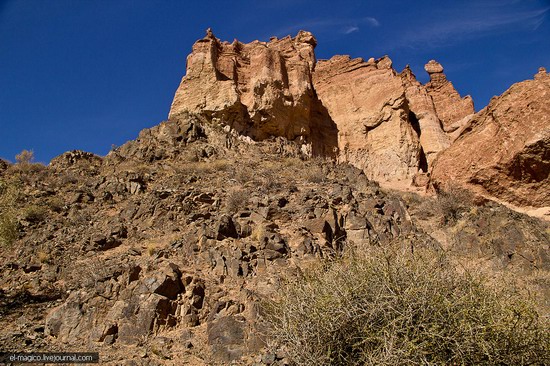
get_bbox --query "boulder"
[49,150,103,172]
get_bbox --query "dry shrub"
[262,244,550,365]
[414,185,476,224]
[0,178,20,247]
[22,204,47,223]
[225,188,248,214]
[436,184,474,225]
[15,149,34,165]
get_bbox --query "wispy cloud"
[364,17,380,27]
[344,26,359,34]
[392,5,548,50]
[273,16,380,38]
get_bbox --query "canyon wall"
[170,30,549,209]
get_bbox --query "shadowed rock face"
[431,69,550,207]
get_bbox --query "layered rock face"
[170,30,473,185]
[169,29,337,156]
[431,68,550,207]
[400,66,451,167]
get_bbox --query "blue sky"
[1,0,549,163]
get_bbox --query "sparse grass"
[46,196,65,213]
[176,159,232,176]
[0,213,18,247]
[262,243,550,366]
[303,165,325,183]
[250,224,267,243]
[147,243,157,256]
[37,251,50,264]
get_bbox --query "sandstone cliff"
[431,68,550,208]
[170,31,466,186]
[168,30,550,211]
[313,55,422,182]
[169,29,337,157]
[424,60,475,133]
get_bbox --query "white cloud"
[343,26,360,34]
[273,16,380,37]
[365,17,380,27]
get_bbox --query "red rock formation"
[401,66,450,166]
[313,55,422,183]
[169,30,549,208]
[424,60,475,133]
[431,69,550,207]
[313,57,451,184]
[170,29,319,144]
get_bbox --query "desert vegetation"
[0,177,19,247]
[262,243,550,366]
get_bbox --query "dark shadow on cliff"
[310,97,339,159]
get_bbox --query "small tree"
[15,149,34,165]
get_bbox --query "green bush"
[0,178,20,246]
[262,245,550,365]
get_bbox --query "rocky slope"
[1,113,549,365]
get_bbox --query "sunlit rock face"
[313,56,454,184]
[431,69,550,207]
[424,60,475,134]
[169,30,550,209]
[169,29,338,156]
